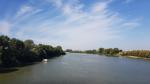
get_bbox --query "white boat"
[43,59,48,62]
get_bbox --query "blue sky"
[0,0,150,50]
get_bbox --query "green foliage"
[66,48,122,56]
[65,49,73,52]
[24,40,34,49]
[65,49,85,53]
[85,50,97,54]
[97,48,121,55]
[0,35,65,67]
[68,48,122,56]
[98,48,104,54]
[0,46,2,64]
[121,50,150,58]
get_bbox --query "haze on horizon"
[0,0,150,50]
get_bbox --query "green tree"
[24,40,34,49]
[112,48,120,55]
[0,35,12,66]
[66,49,73,52]
[98,48,104,54]
[0,35,65,67]
[0,46,2,65]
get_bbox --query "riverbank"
[70,52,150,60]
[106,54,150,60]
[107,55,150,61]
[0,67,18,73]
[125,56,143,59]
[66,48,150,60]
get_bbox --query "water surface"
[0,53,150,84]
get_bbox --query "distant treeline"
[66,48,150,58]
[120,50,150,58]
[66,48,122,55]
[0,35,65,67]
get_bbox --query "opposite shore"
[66,48,150,60]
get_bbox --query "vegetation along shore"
[66,48,150,59]
[0,35,65,68]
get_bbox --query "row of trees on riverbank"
[66,48,150,58]
[120,50,150,58]
[66,48,122,55]
[0,35,65,67]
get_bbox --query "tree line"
[120,50,150,58]
[0,35,65,67]
[66,48,122,55]
[66,48,150,58]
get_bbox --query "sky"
[0,0,150,50]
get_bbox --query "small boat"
[43,59,48,62]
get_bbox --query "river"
[0,53,150,84]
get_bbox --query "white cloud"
[92,1,109,13]
[16,5,33,18]
[13,5,43,26]
[0,21,11,35]
[123,22,139,29]
[12,0,140,50]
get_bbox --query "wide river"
[0,53,150,84]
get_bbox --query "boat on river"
[43,59,48,62]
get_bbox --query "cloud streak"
[16,5,33,18]
[0,0,140,50]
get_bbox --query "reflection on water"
[0,68,18,74]
[0,53,150,84]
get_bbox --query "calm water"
[0,53,150,84]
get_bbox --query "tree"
[24,40,34,49]
[121,50,150,58]
[10,38,25,50]
[85,49,97,54]
[112,48,120,55]
[0,46,2,65]
[0,35,65,67]
[0,35,12,66]
[55,46,65,55]
[66,49,73,52]
[98,48,104,54]
[8,38,25,65]
[104,48,113,55]
[0,35,10,47]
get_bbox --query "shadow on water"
[0,62,36,74]
[0,68,18,74]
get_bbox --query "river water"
[0,53,150,84]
